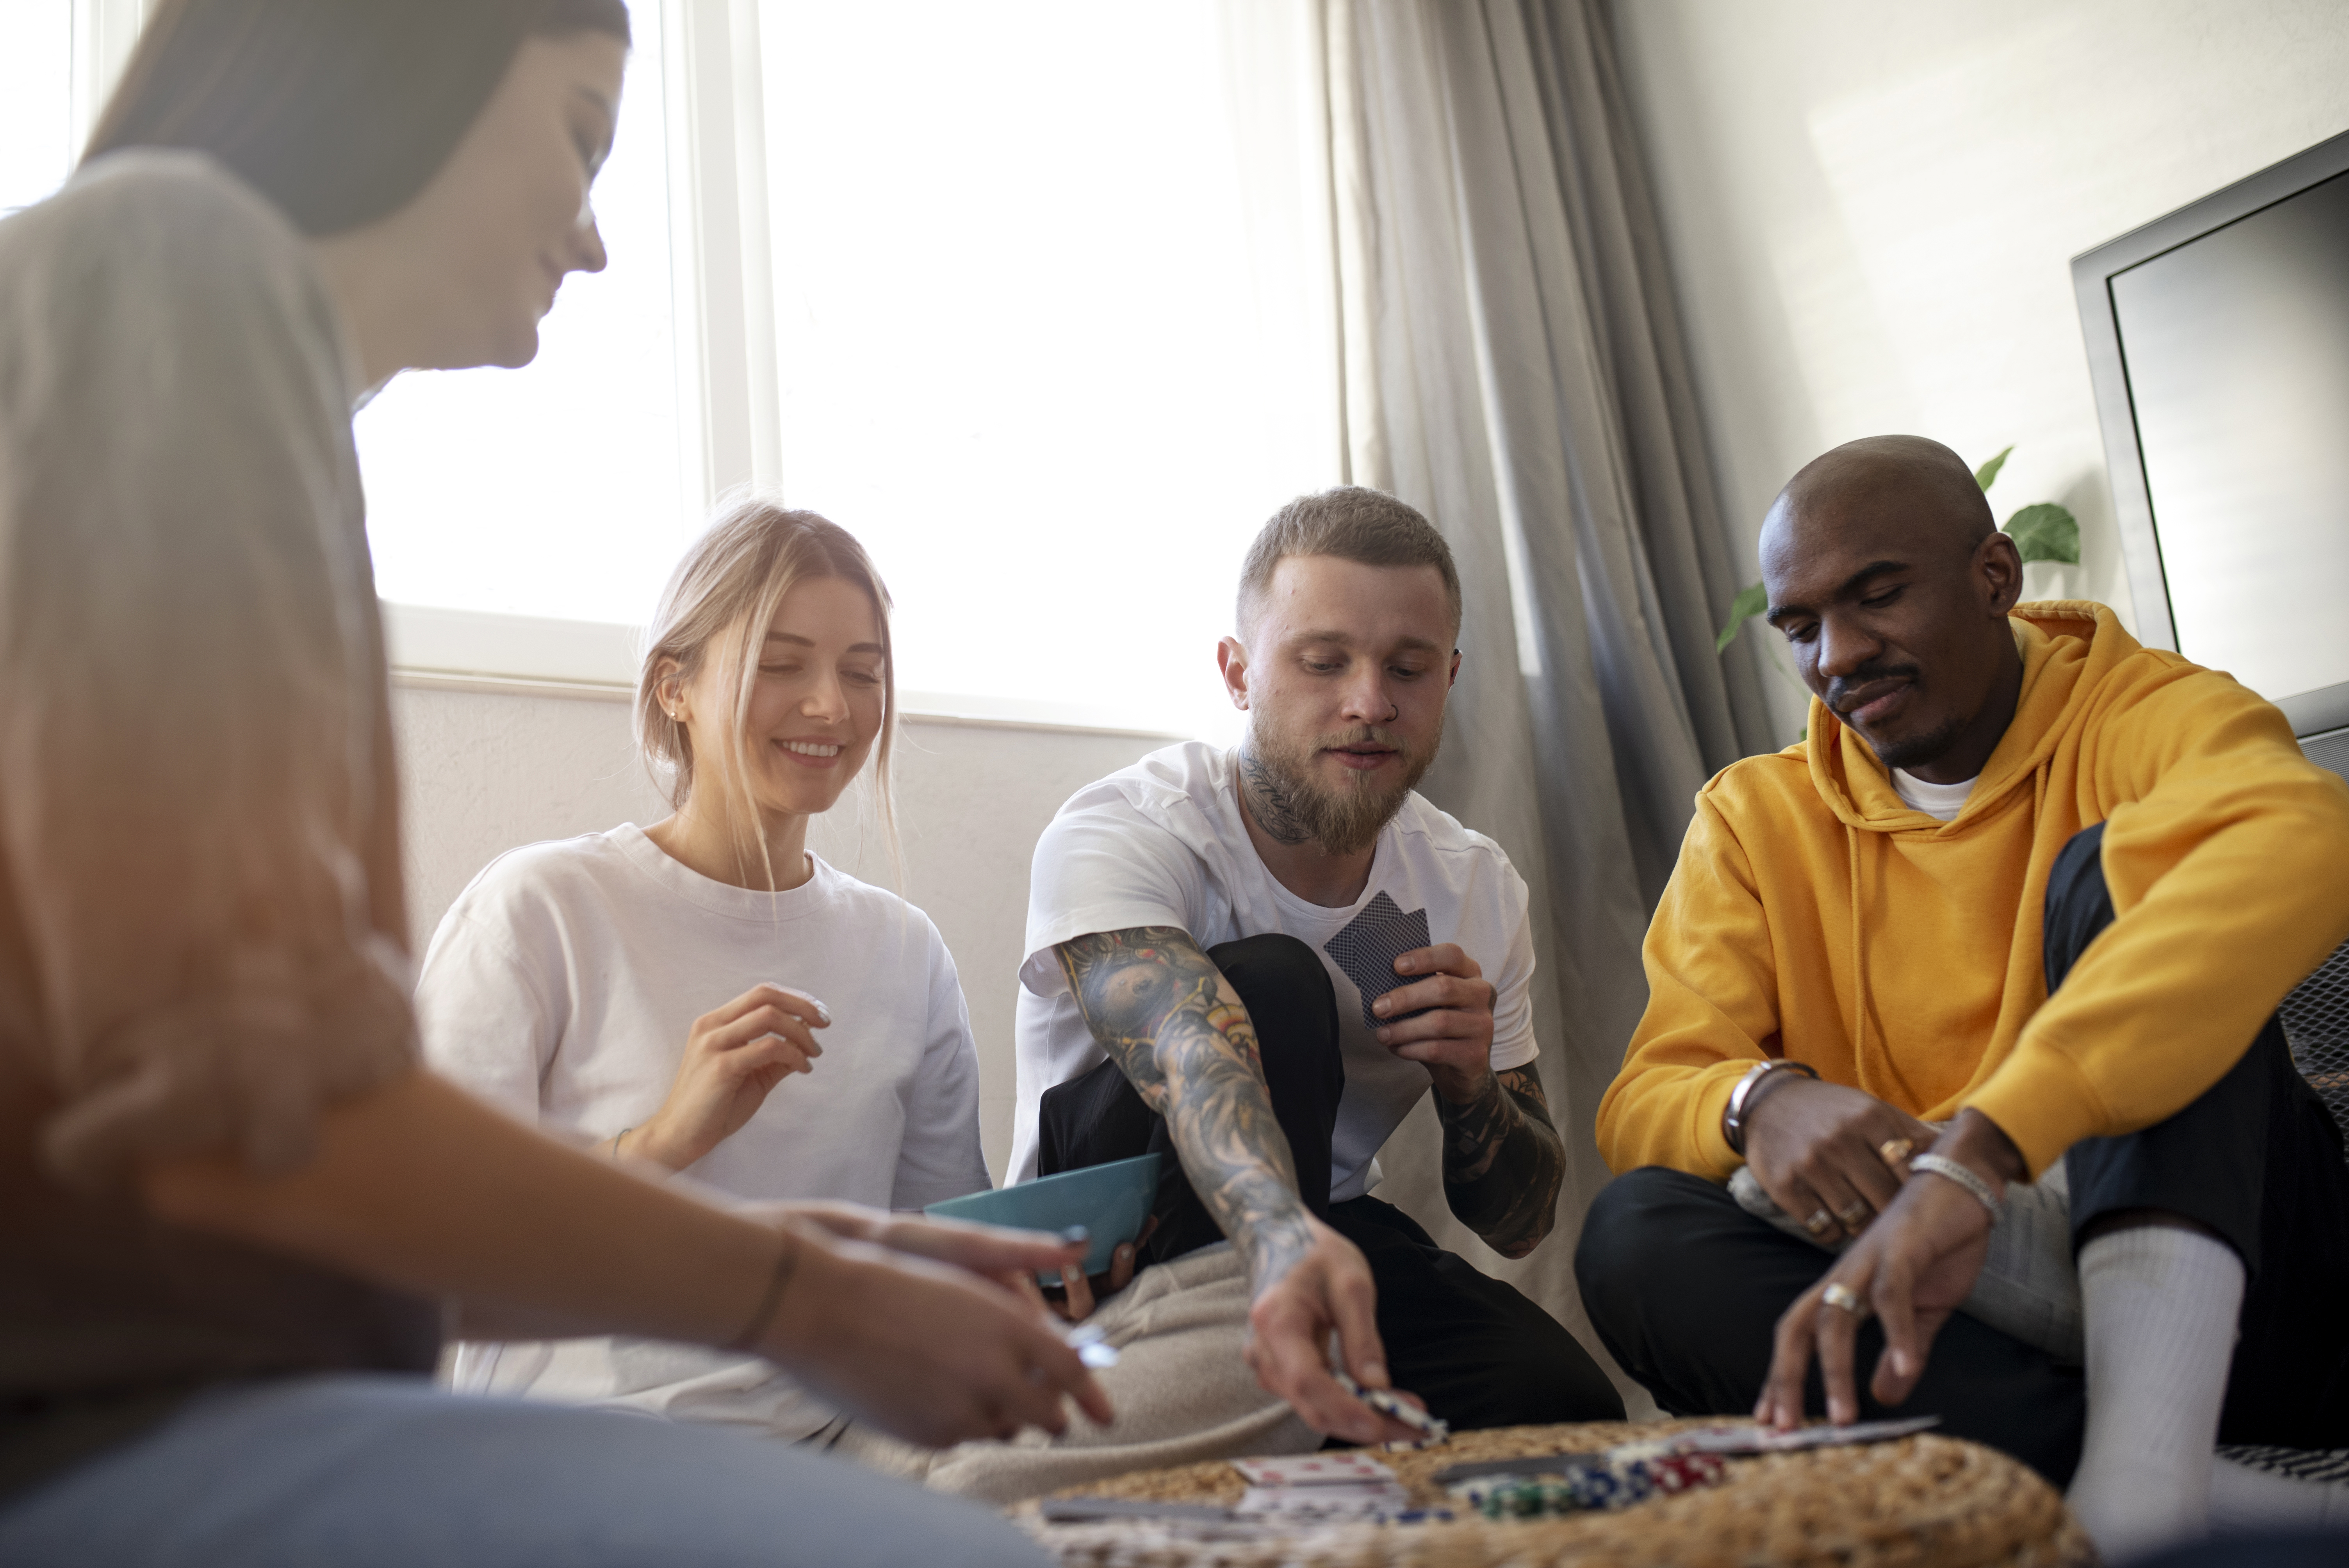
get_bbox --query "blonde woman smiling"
[421,503,994,1443]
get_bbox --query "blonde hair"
[637,499,898,890]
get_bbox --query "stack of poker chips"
[1442,1450,1727,1520]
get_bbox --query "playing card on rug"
[1230,1452,1397,1487]
[1234,1485,1412,1520]
[1235,1483,1414,1520]
[1670,1416,1941,1454]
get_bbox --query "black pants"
[1574,823,2349,1484]
[1039,933,1624,1431]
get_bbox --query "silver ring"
[1822,1281,1866,1317]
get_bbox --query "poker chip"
[1441,1451,1727,1519]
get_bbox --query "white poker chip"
[1333,1368,1450,1442]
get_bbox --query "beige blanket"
[836,1242,1321,1503]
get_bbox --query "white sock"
[2210,1456,2349,1533]
[2064,1225,2245,1561]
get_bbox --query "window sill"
[383,603,1186,739]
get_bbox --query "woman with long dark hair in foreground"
[0,4,1103,1563]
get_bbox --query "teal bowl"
[925,1153,1162,1283]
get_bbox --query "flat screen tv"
[2074,128,2349,739]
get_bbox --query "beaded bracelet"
[1909,1151,2004,1221]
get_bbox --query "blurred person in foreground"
[0,5,1102,1564]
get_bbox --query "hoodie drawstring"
[1847,821,1865,1060]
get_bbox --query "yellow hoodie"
[1595,601,2349,1182]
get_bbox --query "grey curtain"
[1312,0,1775,1393]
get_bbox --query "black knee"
[1576,1169,1715,1294]
[1517,1323,1628,1424]
[1575,1168,1724,1352]
[1208,934,1335,1017]
[2042,823,2115,991]
[1207,933,1341,1087]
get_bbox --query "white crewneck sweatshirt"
[417,823,987,1437]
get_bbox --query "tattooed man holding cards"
[1005,488,1622,1457]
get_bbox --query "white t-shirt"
[1011,741,1540,1203]
[1892,768,1978,823]
[417,823,987,1436]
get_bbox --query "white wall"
[392,678,1163,1182]
[1609,0,2349,735]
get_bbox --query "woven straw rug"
[1014,1417,2096,1568]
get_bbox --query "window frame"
[53,0,1191,738]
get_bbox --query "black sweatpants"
[1038,932,1624,1431]
[1574,823,2349,1484]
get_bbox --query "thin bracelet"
[1723,1060,1819,1155]
[1910,1152,2004,1221]
[728,1232,802,1353]
[610,1126,633,1161]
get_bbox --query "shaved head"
[1757,435,2024,782]
[1764,436,1993,567]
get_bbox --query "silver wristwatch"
[1722,1059,1820,1155]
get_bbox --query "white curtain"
[1224,0,1775,1401]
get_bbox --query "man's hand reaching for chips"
[1245,1215,1429,1445]
[1756,1110,2023,1428]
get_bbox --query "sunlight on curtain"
[0,1,73,217]
[355,0,692,629]
[757,1,1337,739]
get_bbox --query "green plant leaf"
[1974,445,2014,492]
[2004,502,2080,565]
[1716,579,1768,653]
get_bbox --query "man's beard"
[1866,712,1969,772]
[1240,720,1440,857]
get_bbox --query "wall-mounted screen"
[2076,131,2349,737]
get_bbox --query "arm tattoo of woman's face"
[1436,1063,1567,1259]
[1055,928,1314,1292]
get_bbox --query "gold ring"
[1836,1200,1871,1229]
[1822,1281,1866,1316]
[1879,1137,1916,1168]
[1803,1208,1836,1238]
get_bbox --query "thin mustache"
[1826,664,1920,713]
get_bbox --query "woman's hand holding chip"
[756,1216,1115,1447]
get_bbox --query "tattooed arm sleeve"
[1435,1062,1567,1258]
[1054,927,1315,1295]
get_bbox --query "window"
[757,1,1337,739]
[357,0,692,633]
[0,0,72,217]
[4,1,1338,737]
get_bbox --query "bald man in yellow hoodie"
[1574,437,2349,1559]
